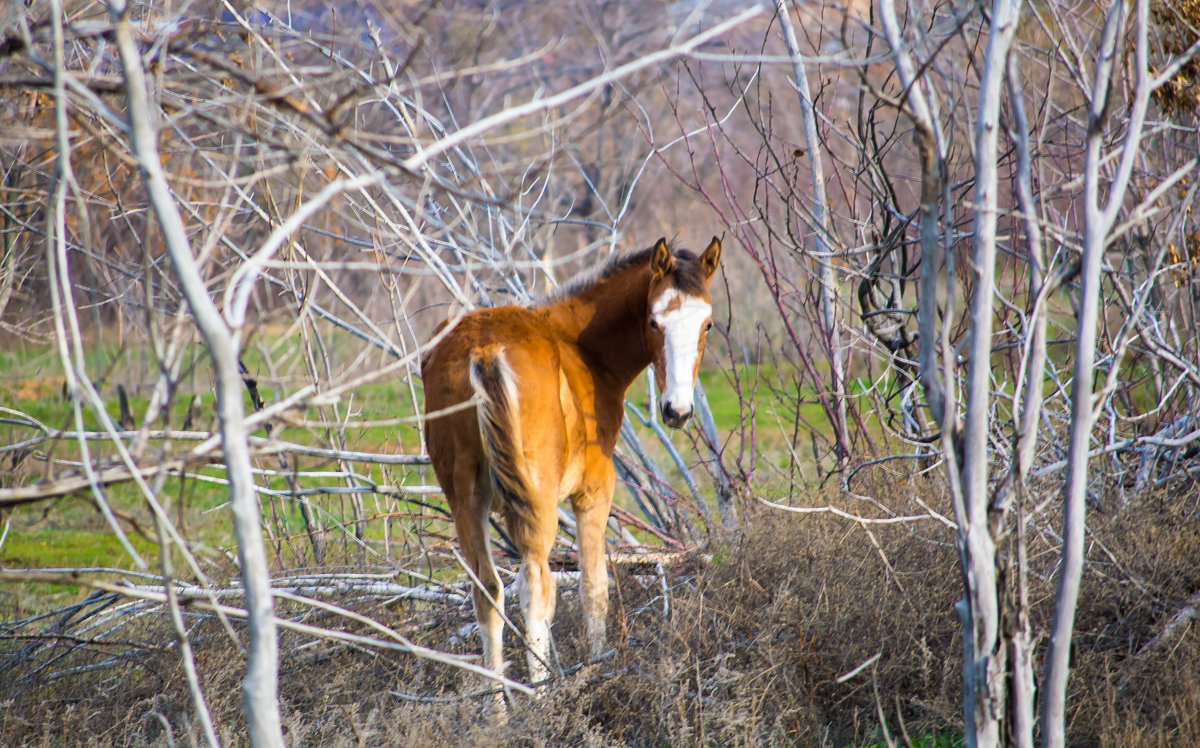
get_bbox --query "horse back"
[423,306,586,509]
[423,306,564,413]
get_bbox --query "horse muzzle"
[660,401,693,428]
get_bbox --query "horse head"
[646,236,722,428]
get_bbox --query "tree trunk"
[774,0,850,462]
[109,3,285,744]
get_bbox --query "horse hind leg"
[449,474,507,710]
[510,497,559,685]
[470,345,563,686]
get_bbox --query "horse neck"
[548,265,652,391]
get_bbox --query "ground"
[4,473,1199,746]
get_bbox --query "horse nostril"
[661,402,693,427]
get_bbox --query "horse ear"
[700,237,721,278]
[651,238,674,280]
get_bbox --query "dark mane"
[536,243,706,307]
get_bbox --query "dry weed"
[3,476,1200,745]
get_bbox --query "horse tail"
[468,345,533,527]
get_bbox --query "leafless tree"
[661,0,1200,744]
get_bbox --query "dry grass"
[3,474,1200,746]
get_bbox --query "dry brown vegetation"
[5,475,1200,746]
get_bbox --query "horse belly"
[549,367,578,497]
[555,360,594,501]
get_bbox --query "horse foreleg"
[573,481,613,662]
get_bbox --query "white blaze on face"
[651,287,712,422]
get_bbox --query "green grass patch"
[0,334,832,615]
[2,524,157,571]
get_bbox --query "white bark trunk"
[880,0,1024,743]
[958,0,1023,744]
[1042,3,1149,744]
[773,0,850,460]
[876,0,950,430]
[1003,53,1041,748]
[108,3,285,744]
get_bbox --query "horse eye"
[649,319,660,331]
[705,321,712,331]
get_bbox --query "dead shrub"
[4,475,1200,745]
